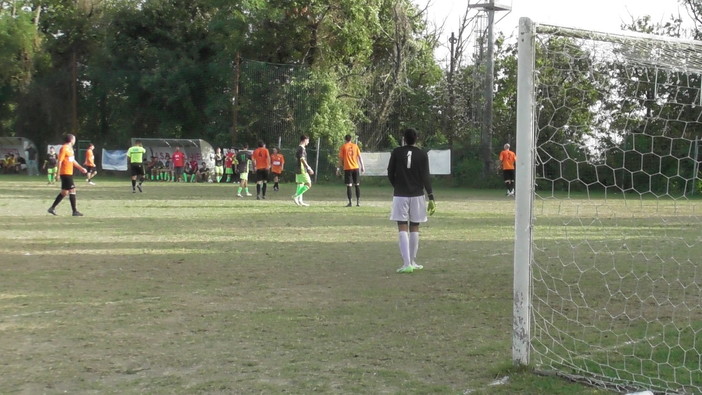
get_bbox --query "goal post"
[514,17,702,394]
[513,16,536,366]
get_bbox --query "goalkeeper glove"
[427,199,436,216]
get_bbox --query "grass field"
[0,176,613,394]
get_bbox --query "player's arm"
[300,156,313,174]
[358,151,365,174]
[386,150,396,186]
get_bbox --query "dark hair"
[257,140,265,147]
[300,134,309,142]
[403,128,418,146]
[63,134,75,143]
[344,134,352,142]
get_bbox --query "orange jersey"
[58,143,76,175]
[270,153,285,174]
[252,147,271,170]
[84,148,95,167]
[499,149,516,171]
[339,142,361,170]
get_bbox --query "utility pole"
[468,0,511,177]
[447,32,458,148]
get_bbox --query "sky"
[418,0,691,61]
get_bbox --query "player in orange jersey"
[499,143,517,196]
[83,143,97,185]
[48,134,88,216]
[252,141,271,200]
[337,134,365,207]
[270,147,285,191]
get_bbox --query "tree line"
[1,0,700,187]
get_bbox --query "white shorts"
[389,195,428,223]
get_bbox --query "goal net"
[514,18,702,394]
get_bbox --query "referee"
[127,140,147,193]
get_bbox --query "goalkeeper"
[387,128,435,274]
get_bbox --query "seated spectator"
[184,160,198,182]
[17,156,27,173]
[146,156,163,180]
[160,155,173,181]
[197,161,211,183]
[4,154,16,173]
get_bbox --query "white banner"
[428,149,451,175]
[101,149,127,171]
[362,150,451,176]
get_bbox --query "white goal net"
[514,18,702,394]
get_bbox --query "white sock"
[409,231,419,265]
[398,231,411,267]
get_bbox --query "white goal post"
[514,17,702,394]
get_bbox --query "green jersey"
[127,146,146,164]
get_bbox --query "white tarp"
[362,149,451,176]
[101,149,128,171]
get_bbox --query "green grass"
[1,175,614,394]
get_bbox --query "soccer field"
[0,177,611,394]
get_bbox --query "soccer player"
[235,144,253,197]
[43,146,58,185]
[252,141,271,200]
[270,147,285,191]
[213,147,224,183]
[172,146,185,182]
[387,128,435,273]
[337,134,365,207]
[499,143,516,196]
[47,134,88,216]
[292,135,313,206]
[127,140,147,193]
[83,143,97,185]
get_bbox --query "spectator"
[146,156,162,180]
[184,159,198,182]
[161,154,173,181]
[17,156,27,173]
[172,147,185,182]
[197,161,211,182]
[26,145,39,176]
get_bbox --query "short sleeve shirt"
[295,145,307,174]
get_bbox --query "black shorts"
[85,166,95,173]
[256,169,269,182]
[344,169,360,185]
[60,175,75,190]
[503,169,515,182]
[131,164,145,177]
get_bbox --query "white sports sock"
[398,231,411,267]
[409,231,419,265]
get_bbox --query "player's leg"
[48,180,70,215]
[68,186,82,216]
[352,170,361,206]
[389,197,413,272]
[409,223,423,270]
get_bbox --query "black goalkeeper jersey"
[387,145,433,198]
